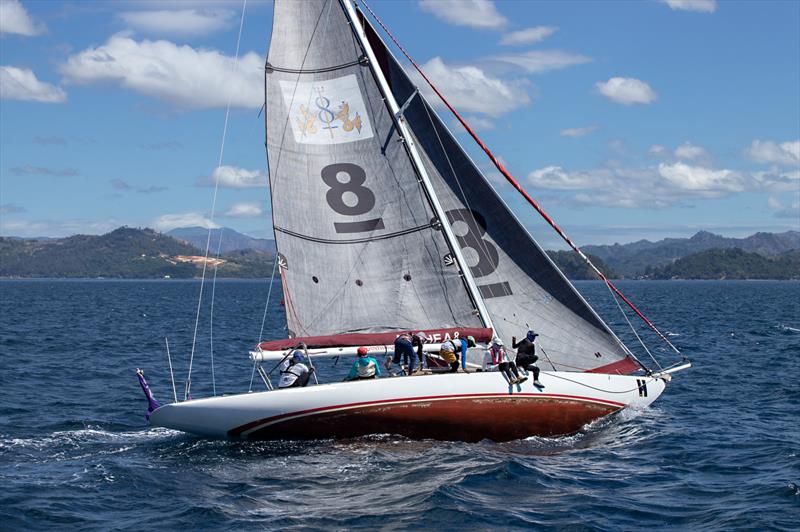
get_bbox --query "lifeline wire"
[186,0,248,400]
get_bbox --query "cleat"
[533,380,544,388]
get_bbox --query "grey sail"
[359,13,636,373]
[265,0,482,337]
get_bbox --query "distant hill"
[167,226,276,254]
[3,227,797,280]
[0,227,275,278]
[583,231,800,277]
[546,251,617,280]
[645,248,800,280]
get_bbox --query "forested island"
[0,227,274,279]
[1,227,798,280]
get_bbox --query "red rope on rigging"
[358,0,680,354]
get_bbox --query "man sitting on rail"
[278,350,314,389]
[483,337,526,385]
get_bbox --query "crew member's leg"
[510,361,527,383]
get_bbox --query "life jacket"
[356,357,377,378]
[488,345,508,365]
[278,362,309,388]
[439,340,457,363]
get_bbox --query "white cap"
[491,337,503,346]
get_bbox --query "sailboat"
[142,0,690,442]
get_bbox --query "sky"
[1,0,798,248]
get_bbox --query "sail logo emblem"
[280,74,374,145]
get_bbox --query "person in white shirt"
[278,350,313,389]
[483,337,526,384]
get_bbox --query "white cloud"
[451,115,495,132]
[746,139,800,166]
[419,0,507,29]
[500,26,558,46]
[560,125,598,138]
[0,66,66,103]
[412,57,529,117]
[490,50,591,74]
[60,34,262,109]
[658,162,743,195]
[595,77,657,105]
[0,0,45,36]
[527,160,745,208]
[649,144,668,157]
[753,169,800,192]
[199,165,267,188]
[674,141,709,161]
[119,9,235,37]
[661,0,718,13]
[224,201,263,218]
[152,212,219,232]
[528,165,602,190]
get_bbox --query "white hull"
[150,371,666,442]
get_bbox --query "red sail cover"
[258,327,494,351]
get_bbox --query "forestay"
[266,0,482,338]
[358,12,638,373]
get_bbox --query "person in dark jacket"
[512,330,544,388]
[388,331,427,374]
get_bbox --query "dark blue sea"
[1,279,798,530]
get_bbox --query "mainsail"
[265,0,638,374]
[266,0,482,337]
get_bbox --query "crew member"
[483,337,526,384]
[346,346,382,381]
[278,350,313,389]
[443,336,476,372]
[389,331,427,374]
[438,340,460,373]
[512,329,544,388]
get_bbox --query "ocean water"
[0,279,798,530]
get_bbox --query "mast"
[340,0,495,333]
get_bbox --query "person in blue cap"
[513,329,544,388]
[278,350,314,389]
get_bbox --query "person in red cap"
[345,346,382,381]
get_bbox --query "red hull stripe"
[228,392,626,437]
[258,327,493,351]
